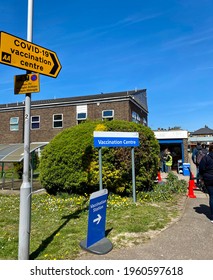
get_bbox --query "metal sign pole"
[18,0,33,260]
[131,147,136,203]
[99,148,103,190]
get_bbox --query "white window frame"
[10,117,19,131]
[53,114,63,128]
[76,105,87,124]
[31,115,40,130]
[132,111,141,124]
[102,110,114,120]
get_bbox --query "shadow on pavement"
[193,203,211,220]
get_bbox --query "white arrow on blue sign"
[93,214,102,225]
[93,131,139,148]
[87,189,108,247]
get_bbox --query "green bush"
[13,151,39,179]
[138,172,188,202]
[13,161,23,179]
[39,120,160,195]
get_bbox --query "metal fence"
[0,171,41,191]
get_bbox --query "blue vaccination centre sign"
[93,131,139,148]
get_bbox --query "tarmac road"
[77,189,213,260]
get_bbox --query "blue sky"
[0,0,213,132]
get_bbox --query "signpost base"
[80,237,113,255]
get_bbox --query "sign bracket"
[80,237,113,255]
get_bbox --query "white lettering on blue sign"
[90,199,107,212]
[94,138,139,147]
[93,131,139,148]
[98,139,122,145]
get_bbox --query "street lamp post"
[18,0,34,260]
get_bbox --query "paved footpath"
[77,190,213,260]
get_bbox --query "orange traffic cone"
[191,174,197,189]
[157,171,162,183]
[187,179,196,198]
[189,170,197,189]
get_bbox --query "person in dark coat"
[160,148,168,173]
[192,142,202,165]
[192,142,208,185]
[192,142,202,184]
[199,143,213,222]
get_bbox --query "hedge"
[39,120,160,195]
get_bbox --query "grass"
[0,189,185,260]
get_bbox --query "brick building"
[188,125,213,150]
[0,89,148,144]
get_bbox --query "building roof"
[0,89,148,112]
[191,126,213,135]
[0,142,47,162]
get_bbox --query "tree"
[39,120,160,195]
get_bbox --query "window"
[77,112,87,119]
[132,111,141,124]
[102,110,114,121]
[53,114,63,128]
[76,105,87,124]
[143,117,147,126]
[31,116,40,129]
[10,117,19,131]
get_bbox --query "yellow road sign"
[14,73,40,94]
[0,31,62,78]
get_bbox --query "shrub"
[138,172,188,202]
[13,151,39,179]
[39,120,160,195]
[13,161,23,179]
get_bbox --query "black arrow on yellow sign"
[49,52,60,76]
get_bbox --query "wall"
[0,99,146,144]
[0,109,24,144]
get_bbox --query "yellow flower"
[95,124,107,131]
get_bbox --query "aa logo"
[1,52,11,63]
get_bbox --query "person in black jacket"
[199,143,213,222]
[192,142,202,185]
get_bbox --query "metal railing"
[1,171,20,190]
[0,171,40,191]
